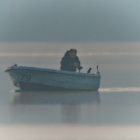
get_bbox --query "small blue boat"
[5,65,101,91]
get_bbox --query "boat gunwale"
[6,66,100,78]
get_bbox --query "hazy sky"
[0,0,140,42]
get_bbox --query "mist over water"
[0,42,140,139]
[1,0,140,139]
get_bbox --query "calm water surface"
[0,43,140,140]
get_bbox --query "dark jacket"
[60,51,80,72]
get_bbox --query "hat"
[69,49,77,53]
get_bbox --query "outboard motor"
[87,67,92,73]
[96,65,100,75]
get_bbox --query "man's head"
[69,49,77,58]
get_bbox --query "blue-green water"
[0,42,140,139]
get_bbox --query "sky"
[0,0,140,42]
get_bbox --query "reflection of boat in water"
[13,91,100,105]
[11,91,100,124]
[5,65,101,91]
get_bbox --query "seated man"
[60,49,82,72]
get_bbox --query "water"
[0,42,140,140]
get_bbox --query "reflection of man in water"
[60,49,81,72]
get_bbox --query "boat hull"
[5,65,101,91]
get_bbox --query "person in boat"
[60,49,82,72]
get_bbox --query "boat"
[5,64,101,91]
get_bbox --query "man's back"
[60,49,81,72]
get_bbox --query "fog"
[0,0,140,42]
